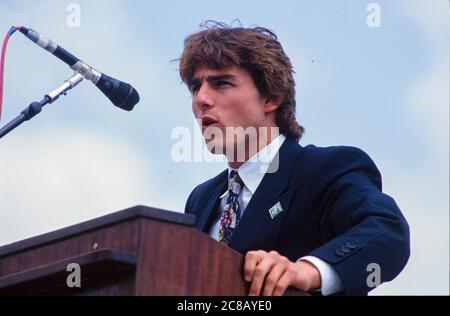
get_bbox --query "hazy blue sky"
[0,0,448,295]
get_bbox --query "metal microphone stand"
[0,72,84,139]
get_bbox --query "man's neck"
[227,131,280,169]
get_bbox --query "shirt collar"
[226,134,286,195]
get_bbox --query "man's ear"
[264,94,284,113]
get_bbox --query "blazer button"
[346,242,356,249]
[342,246,351,254]
[336,249,345,257]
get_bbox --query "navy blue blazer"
[184,138,410,295]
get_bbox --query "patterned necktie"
[219,170,244,245]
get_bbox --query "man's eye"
[191,85,200,94]
[216,80,232,87]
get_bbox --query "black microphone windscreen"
[96,73,140,111]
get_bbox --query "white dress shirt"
[208,134,344,296]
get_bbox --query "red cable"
[0,33,11,122]
[0,26,21,122]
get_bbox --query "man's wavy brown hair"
[179,21,304,141]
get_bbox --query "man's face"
[190,64,275,157]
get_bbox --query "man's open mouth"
[200,116,219,131]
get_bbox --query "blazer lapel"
[229,139,303,253]
[195,170,228,232]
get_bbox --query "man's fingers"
[272,268,295,296]
[248,251,279,296]
[261,260,288,296]
[243,250,265,282]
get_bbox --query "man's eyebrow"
[191,74,237,83]
[207,74,236,81]
[188,78,201,86]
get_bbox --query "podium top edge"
[0,206,196,258]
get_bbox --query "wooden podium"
[0,206,308,296]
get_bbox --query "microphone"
[18,27,139,111]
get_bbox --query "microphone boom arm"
[0,72,84,139]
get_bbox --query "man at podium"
[181,21,410,296]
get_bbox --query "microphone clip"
[70,61,101,85]
[46,72,84,103]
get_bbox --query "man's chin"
[204,139,243,162]
[204,138,224,155]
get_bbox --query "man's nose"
[193,83,214,111]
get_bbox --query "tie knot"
[229,170,244,195]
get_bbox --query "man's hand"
[243,250,321,296]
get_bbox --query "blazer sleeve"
[306,146,410,295]
[184,185,199,216]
